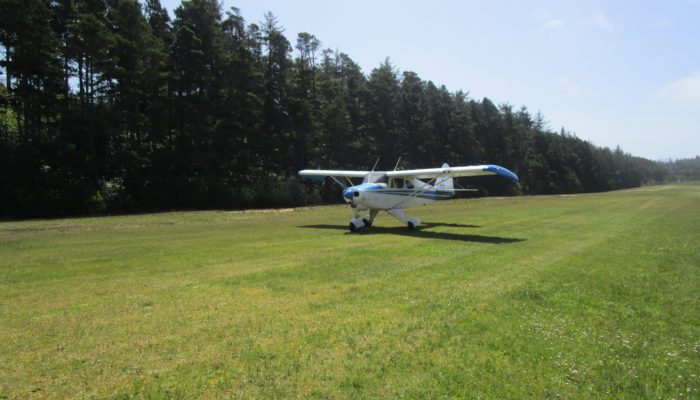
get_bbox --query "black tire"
[349,222,358,232]
[407,221,415,230]
[362,218,372,227]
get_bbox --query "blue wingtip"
[483,165,519,181]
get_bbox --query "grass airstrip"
[1,183,699,399]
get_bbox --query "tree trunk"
[78,55,84,104]
[4,44,9,89]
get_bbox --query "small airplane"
[299,162,519,232]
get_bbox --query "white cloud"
[532,7,565,31]
[540,19,565,30]
[558,75,581,95]
[659,72,700,104]
[582,13,614,31]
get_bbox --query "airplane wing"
[298,169,368,182]
[385,164,519,181]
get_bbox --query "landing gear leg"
[386,209,421,230]
[363,210,379,227]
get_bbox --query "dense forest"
[0,0,698,218]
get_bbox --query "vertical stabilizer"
[435,163,454,193]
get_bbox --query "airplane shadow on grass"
[300,222,525,244]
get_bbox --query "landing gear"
[386,208,421,230]
[348,210,378,232]
[348,209,420,232]
[349,217,364,232]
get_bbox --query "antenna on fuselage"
[367,157,380,182]
[393,157,402,171]
[371,157,380,171]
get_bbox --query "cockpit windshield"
[363,173,387,184]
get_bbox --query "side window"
[406,180,414,189]
[394,178,404,188]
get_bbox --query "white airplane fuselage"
[342,182,454,210]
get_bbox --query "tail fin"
[435,163,454,193]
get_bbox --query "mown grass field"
[1,183,699,399]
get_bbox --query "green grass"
[1,184,699,399]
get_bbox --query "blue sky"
[161,0,699,160]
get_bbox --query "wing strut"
[390,176,440,209]
[329,176,347,189]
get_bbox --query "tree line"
[0,0,697,218]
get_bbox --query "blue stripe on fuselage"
[345,185,455,201]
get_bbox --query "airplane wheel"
[407,221,415,230]
[349,222,359,232]
[362,218,372,227]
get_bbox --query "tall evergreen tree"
[365,58,400,166]
[260,12,293,172]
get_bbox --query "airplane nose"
[343,188,353,202]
